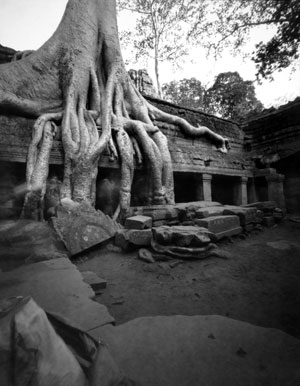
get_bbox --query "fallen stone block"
[244,201,276,213]
[195,206,225,219]
[153,219,167,227]
[143,207,178,221]
[52,202,121,256]
[153,225,215,247]
[263,216,275,227]
[195,215,242,240]
[244,224,254,232]
[274,213,283,222]
[81,271,107,292]
[223,206,257,226]
[151,240,214,259]
[115,229,152,250]
[255,209,264,223]
[125,215,152,230]
[151,225,216,259]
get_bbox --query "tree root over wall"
[0,0,229,222]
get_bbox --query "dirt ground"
[77,220,300,339]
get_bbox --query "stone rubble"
[113,200,286,259]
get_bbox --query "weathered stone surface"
[81,271,107,291]
[115,229,152,250]
[125,215,153,230]
[0,220,68,267]
[244,201,276,212]
[195,206,225,219]
[263,216,275,227]
[175,201,222,210]
[151,225,216,259]
[138,248,155,263]
[0,258,114,330]
[255,209,264,223]
[223,205,258,226]
[152,225,215,247]
[195,215,242,240]
[151,240,215,259]
[244,224,254,232]
[143,208,178,221]
[92,315,300,386]
[52,202,121,256]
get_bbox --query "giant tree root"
[0,0,229,221]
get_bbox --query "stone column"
[202,173,212,202]
[194,175,203,201]
[235,176,248,206]
[247,177,257,203]
[266,173,285,209]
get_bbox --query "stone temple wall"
[0,56,299,213]
[242,98,300,212]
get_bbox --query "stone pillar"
[235,176,248,206]
[247,177,257,203]
[195,175,203,201]
[266,173,285,209]
[202,173,212,202]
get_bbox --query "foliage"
[117,0,202,95]
[204,72,264,121]
[162,72,264,122]
[162,78,206,109]
[189,0,300,80]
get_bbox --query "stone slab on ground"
[0,220,68,268]
[89,315,300,386]
[0,258,114,331]
[125,215,152,230]
[223,206,258,226]
[195,215,242,240]
[52,202,121,256]
[81,270,107,291]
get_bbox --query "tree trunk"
[0,0,229,221]
[154,42,162,98]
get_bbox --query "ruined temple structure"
[0,61,299,219]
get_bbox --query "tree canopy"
[190,0,300,80]
[117,0,199,96]
[204,72,264,121]
[162,72,264,122]
[162,78,206,109]
[119,0,299,83]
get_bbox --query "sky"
[0,0,299,108]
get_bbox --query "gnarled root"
[21,61,229,222]
[22,113,61,220]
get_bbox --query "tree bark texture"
[0,0,229,221]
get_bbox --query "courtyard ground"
[76,220,300,339]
